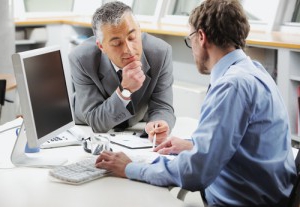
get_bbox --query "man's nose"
[123,40,133,54]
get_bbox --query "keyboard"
[49,157,108,184]
[48,153,160,185]
[41,131,82,149]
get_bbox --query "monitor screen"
[11,46,74,167]
[23,50,73,140]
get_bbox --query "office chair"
[287,149,300,207]
[295,148,300,174]
[0,79,6,120]
[287,172,300,207]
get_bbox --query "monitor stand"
[10,122,67,168]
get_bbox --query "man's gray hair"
[92,1,133,42]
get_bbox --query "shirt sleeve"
[116,90,131,107]
[125,81,251,191]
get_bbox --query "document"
[110,133,153,149]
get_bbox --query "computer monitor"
[11,46,74,167]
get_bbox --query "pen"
[152,123,158,150]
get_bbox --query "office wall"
[154,34,210,86]
[0,0,16,124]
[0,0,14,73]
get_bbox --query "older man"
[69,1,176,143]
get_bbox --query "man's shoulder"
[69,36,101,59]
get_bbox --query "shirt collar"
[111,61,121,72]
[210,49,247,86]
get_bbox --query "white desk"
[0,117,198,207]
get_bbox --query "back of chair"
[0,79,6,106]
[287,149,300,207]
[288,172,300,207]
[295,149,300,174]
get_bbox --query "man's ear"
[96,40,105,53]
[198,29,207,47]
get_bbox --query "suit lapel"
[98,55,119,97]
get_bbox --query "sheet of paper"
[109,134,153,149]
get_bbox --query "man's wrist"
[118,84,132,99]
[117,87,131,100]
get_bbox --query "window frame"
[280,0,300,34]
[160,0,197,26]
[160,0,284,32]
[133,0,167,23]
[14,0,76,18]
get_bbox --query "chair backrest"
[0,79,6,106]
[287,149,300,207]
[287,172,300,207]
[295,149,300,174]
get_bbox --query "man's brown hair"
[189,0,250,49]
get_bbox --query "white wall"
[155,34,210,86]
[0,0,16,124]
[0,0,14,74]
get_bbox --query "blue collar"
[210,49,247,86]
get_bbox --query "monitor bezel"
[12,45,75,148]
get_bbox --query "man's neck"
[207,45,236,71]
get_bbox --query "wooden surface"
[14,16,300,50]
[0,74,16,91]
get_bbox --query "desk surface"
[14,16,300,50]
[0,117,198,207]
[0,74,16,91]
[0,168,183,207]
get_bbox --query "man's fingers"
[148,124,163,137]
[126,68,144,79]
[95,159,108,169]
[154,140,171,152]
[157,147,173,155]
[95,150,113,164]
[138,70,145,78]
[123,60,142,71]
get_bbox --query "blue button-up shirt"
[125,49,296,206]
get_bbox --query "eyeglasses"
[184,31,197,49]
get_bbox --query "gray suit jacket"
[69,33,175,132]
